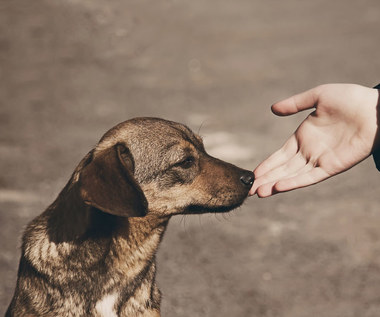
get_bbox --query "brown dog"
[6,117,254,317]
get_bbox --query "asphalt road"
[1,0,380,316]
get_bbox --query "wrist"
[371,84,380,170]
[372,84,380,151]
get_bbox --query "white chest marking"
[95,292,119,317]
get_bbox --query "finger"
[272,87,318,116]
[249,175,273,196]
[254,162,313,197]
[256,167,329,198]
[279,160,315,181]
[254,135,298,178]
[255,180,277,197]
[250,152,307,196]
[273,167,330,193]
[258,151,307,185]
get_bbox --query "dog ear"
[79,144,147,217]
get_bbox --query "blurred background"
[1,0,380,316]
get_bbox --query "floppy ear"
[79,144,147,217]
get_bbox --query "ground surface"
[1,0,380,316]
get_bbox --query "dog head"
[78,118,254,218]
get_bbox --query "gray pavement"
[1,0,380,316]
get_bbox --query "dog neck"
[20,183,169,315]
[24,182,170,287]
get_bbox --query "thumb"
[272,88,318,116]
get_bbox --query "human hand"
[250,84,380,197]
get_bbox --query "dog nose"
[240,171,255,187]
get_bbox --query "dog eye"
[176,156,195,169]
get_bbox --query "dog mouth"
[182,190,249,215]
[183,201,244,215]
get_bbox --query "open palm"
[250,84,379,197]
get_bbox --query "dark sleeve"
[372,84,380,171]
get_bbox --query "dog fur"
[6,117,254,317]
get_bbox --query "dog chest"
[95,291,119,317]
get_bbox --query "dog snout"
[240,171,255,187]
